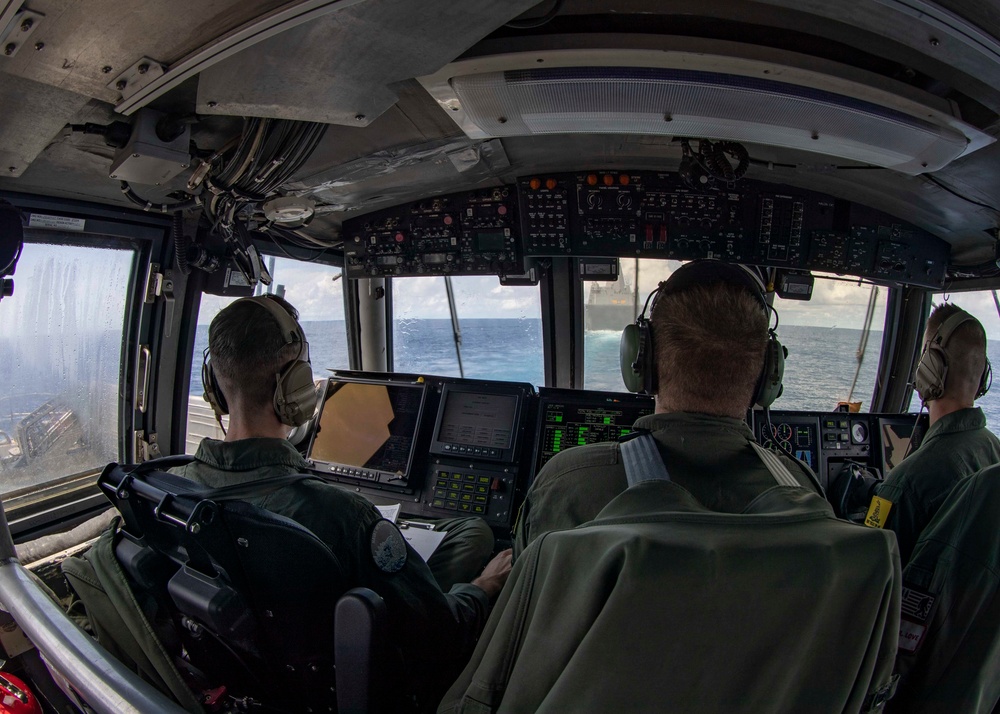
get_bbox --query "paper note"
[376,503,401,523]
[398,521,448,561]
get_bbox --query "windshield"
[392,276,543,386]
[774,274,887,412]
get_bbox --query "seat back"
[442,484,900,714]
[97,460,350,712]
[890,464,1000,713]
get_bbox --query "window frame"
[0,194,168,541]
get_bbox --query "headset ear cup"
[914,347,947,402]
[619,320,655,394]
[619,322,645,393]
[754,335,786,408]
[978,358,992,399]
[274,359,317,427]
[202,355,229,417]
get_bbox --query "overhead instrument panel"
[517,172,948,286]
[342,171,949,286]
[343,187,521,278]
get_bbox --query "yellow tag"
[864,496,893,529]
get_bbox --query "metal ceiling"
[0,0,997,267]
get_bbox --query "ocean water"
[190,319,1000,427]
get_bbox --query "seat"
[441,481,901,713]
[62,458,393,713]
[889,464,1000,713]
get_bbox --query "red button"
[394,232,404,242]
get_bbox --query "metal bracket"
[143,263,162,304]
[134,345,151,413]
[133,431,161,463]
[162,270,176,338]
[0,9,43,59]
[108,57,166,101]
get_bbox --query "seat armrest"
[335,587,388,714]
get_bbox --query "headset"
[202,295,318,427]
[913,308,992,403]
[619,260,786,408]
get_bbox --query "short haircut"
[209,296,303,411]
[650,282,769,417]
[926,302,987,398]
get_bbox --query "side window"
[185,257,346,453]
[907,292,1000,429]
[0,237,135,497]
[775,275,887,412]
[391,276,543,386]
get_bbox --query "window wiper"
[444,276,465,378]
[846,284,879,407]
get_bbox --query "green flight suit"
[170,439,493,691]
[875,407,1000,566]
[514,411,822,558]
[888,463,1000,713]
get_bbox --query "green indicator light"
[604,417,611,424]
[555,416,563,422]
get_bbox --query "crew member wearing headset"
[185,294,512,705]
[868,302,1000,567]
[512,259,822,559]
[446,260,899,713]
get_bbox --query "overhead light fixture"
[418,47,994,175]
[263,196,316,224]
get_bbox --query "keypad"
[433,470,490,515]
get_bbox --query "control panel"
[518,171,947,286]
[755,411,927,491]
[342,171,950,287]
[423,382,533,526]
[304,373,658,535]
[343,187,521,278]
[304,373,928,534]
[532,387,655,477]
